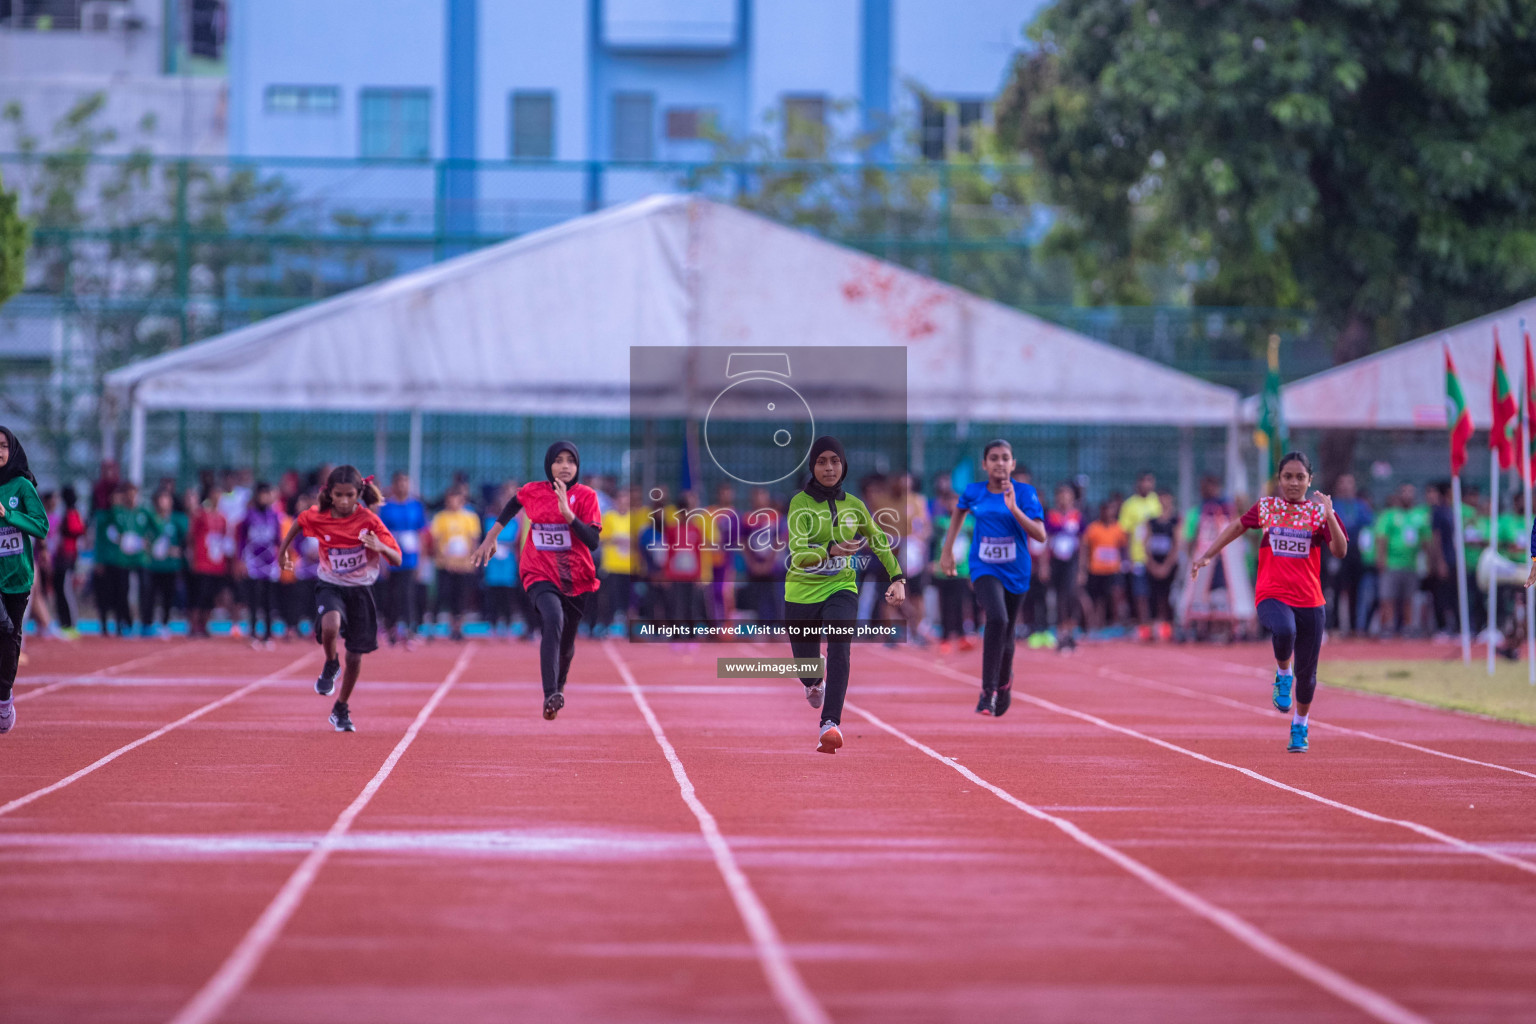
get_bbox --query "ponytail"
[319,465,382,512]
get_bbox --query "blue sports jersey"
[376,498,427,571]
[483,515,519,586]
[958,480,1045,593]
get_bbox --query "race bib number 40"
[977,536,1017,564]
[0,526,22,557]
[530,523,571,551]
[328,545,369,575]
[1268,527,1312,558]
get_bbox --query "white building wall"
[749,0,861,151]
[477,0,589,161]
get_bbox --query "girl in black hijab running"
[474,442,602,719]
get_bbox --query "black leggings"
[1257,598,1324,706]
[98,565,134,635]
[246,577,278,640]
[142,570,179,627]
[974,574,1023,695]
[528,581,586,698]
[1,591,27,700]
[935,576,969,639]
[786,588,858,726]
[53,553,76,630]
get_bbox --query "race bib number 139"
[531,524,571,551]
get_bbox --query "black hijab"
[802,435,847,502]
[544,440,581,485]
[0,426,36,488]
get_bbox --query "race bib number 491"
[530,524,571,551]
[0,527,22,557]
[977,536,1017,564]
[1268,527,1312,558]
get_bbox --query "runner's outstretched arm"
[1189,520,1248,579]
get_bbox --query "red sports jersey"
[188,509,228,575]
[1240,497,1339,609]
[294,506,400,587]
[515,481,600,595]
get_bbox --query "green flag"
[1255,334,1288,477]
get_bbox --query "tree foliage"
[0,167,24,309]
[1000,0,1536,368]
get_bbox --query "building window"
[782,95,826,159]
[612,92,655,161]
[360,88,431,160]
[919,96,991,160]
[510,91,555,159]
[265,85,340,115]
[664,106,716,141]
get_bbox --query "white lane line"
[0,654,314,819]
[16,647,185,702]
[882,650,1536,880]
[606,645,831,1024]
[845,700,1432,1024]
[1094,665,1536,782]
[168,644,476,1024]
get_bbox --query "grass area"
[1323,659,1536,726]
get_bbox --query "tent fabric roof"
[1242,297,1536,430]
[105,195,1240,425]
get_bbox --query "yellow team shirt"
[600,509,636,574]
[1118,493,1162,565]
[430,509,482,573]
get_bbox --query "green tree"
[0,168,24,308]
[1000,0,1536,474]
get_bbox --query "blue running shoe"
[1272,672,1293,713]
[1287,721,1309,752]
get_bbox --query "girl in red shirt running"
[278,466,401,733]
[473,441,601,720]
[1190,452,1347,753]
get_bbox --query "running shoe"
[1287,721,1309,753]
[958,636,976,652]
[543,691,565,720]
[938,640,953,655]
[805,680,825,709]
[0,698,14,734]
[315,658,340,696]
[975,689,995,716]
[329,701,354,733]
[1271,672,1293,713]
[816,721,843,754]
[993,685,1013,717]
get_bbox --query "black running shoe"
[316,658,340,696]
[543,691,565,720]
[975,689,995,716]
[993,685,1012,717]
[329,700,354,732]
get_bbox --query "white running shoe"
[0,699,14,734]
[805,681,825,709]
[816,720,843,754]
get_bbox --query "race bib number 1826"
[1268,527,1312,558]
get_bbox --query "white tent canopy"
[1242,297,1536,430]
[106,194,1242,484]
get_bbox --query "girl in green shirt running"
[0,427,49,734]
[786,436,906,753]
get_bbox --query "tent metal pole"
[408,410,424,495]
[1224,414,1245,501]
[127,400,147,487]
[1177,426,1194,512]
[374,412,388,482]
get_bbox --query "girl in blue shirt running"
[939,439,1046,717]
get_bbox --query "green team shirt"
[932,511,971,578]
[1462,508,1490,557]
[1375,506,1429,571]
[1496,512,1525,562]
[0,476,48,595]
[785,490,902,605]
[96,505,155,569]
[148,511,189,573]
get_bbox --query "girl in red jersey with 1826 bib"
[1190,452,1347,753]
[474,441,601,720]
[278,466,401,733]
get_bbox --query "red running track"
[0,635,1533,1023]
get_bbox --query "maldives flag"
[1491,332,1518,470]
[1446,347,1473,476]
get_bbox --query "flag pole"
[1489,440,1499,677]
[1452,475,1471,664]
[1524,318,1535,683]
